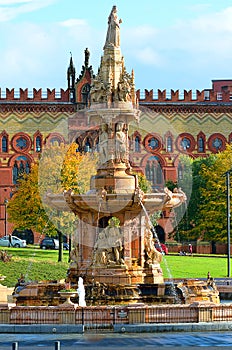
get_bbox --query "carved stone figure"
[91,78,107,103]
[104,6,122,48]
[70,246,78,268]
[94,218,124,266]
[99,124,108,164]
[107,220,124,265]
[117,77,131,102]
[84,48,90,67]
[115,122,127,163]
[144,224,162,265]
[94,230,108,265]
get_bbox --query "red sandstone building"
[0,49,232,245]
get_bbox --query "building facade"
[0,48,232,242]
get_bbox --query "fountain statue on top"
[44,6,218,305]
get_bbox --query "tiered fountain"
[14,6,219,306]
[61,5,186,304]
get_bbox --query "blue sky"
[0,0,232,92]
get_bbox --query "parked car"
[40,238,59,250]
[12,229,34,244]
[155,242,168,255]
[63,242,69,251]
[0,235,27,248]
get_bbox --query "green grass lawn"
[161,254,228,279]
[0,247,69,287]
[0,248,229,288]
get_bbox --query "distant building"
[0,47,232,243]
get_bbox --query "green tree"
[7,163,54,235]
[136,171,152,193]
[7,143,97,261]
[193,144,232,242]
[174,154,216,241]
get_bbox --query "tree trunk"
[58,230,63,262]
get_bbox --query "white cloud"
[0,0,33,4]
[60,19,88,27]
[127,6,232,65]
[135,47,164,66]
[0,0,55,22]
[0,17,102,89]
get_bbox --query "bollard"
[12,342,18,350]
[55,341,60,350]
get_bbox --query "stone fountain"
[46,6,187,304]
[13,6,219,306]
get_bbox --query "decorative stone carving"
[99,124,109,164]
[91,77,108,103]
[69,246,78,268]
[94,218,124,266]
[144,223,162,266]
[115,122,127,163]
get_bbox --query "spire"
[67,52,76,102]
[67,52,76,89]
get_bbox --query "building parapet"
[1,87,232,104]
[0,88,70,102]
[137,89,232,103]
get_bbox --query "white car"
[0,235,27,248]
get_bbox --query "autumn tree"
[7,142,98,261]
[7,163,54,234]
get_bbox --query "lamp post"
[4,199,8,236]
[224,170,231,278]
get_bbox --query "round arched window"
[208,134,226,153]
[181,138,191,150]
[176,133,195,153]
[12,134,31,153]
[144,134,162,153]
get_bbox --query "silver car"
[0,235,27,248]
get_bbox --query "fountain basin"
[46,191,184,216]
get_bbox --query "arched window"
[12,156,31,184]
[50,137,61,146]
[84,138,91,152]
[198,137,205,153]
[95,139,99,152]
[2,135,8,152]
[13,163,18,185]
[148,137,159,150]
[145,156,163,189]
[212,138,222,151]
[135,136,141,153]
[81,83,91,106]
[208,133,226,153]
[45,133,65,146]
[181,137,191,151]
[178,163,183,180]
[167,136,173,152]
[35,136,42,152]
